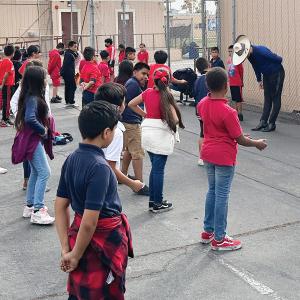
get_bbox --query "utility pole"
[232,0,236,43]
[89,0,95,48]
[70,0,73,40]
[166,0,171,67]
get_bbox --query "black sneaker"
[51,97,61,103]
[136,185,149,196]
[238,113,244,121]
[56,95,62,100]
[149,200,168,211]
[151,202,173,213]
[128,174,137,180]
[6,118,14,126]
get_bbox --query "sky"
[172,0,216,13]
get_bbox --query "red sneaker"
[211,235,242,251]
[200,231,214,244]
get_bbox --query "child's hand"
[255,139,267,151]
[60,251,79,273]
[131,180,144,193]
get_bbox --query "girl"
[128,69,184,213]
[114,60,133,86]
[14,66,54,225]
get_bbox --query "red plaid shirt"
[67,213,133,299]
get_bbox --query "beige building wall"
[219,0,299,112]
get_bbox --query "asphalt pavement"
[0,89,299,300]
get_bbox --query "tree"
[181,0,201,13]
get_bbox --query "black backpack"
[173,68,197,97]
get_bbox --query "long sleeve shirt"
[61,49,76,78]
[248,45,283,82]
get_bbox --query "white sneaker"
[198,159,204,166]
[0,167,8,174]
[23,206,34,218]
[30,207,55,225]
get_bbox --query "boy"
[198,67,267,251]
[48,42,64,103]
[125,47,136,62]
[18,45,41,76]
[80,47,102,106]
[98,50,111,84]
[105,38,116,80]
[0,44,15,127]
[121,62,150,196]
[210,47,225,69]
[148,50,187,88]
[137,43,149,64]
[95,83,144,193]
[118,44,126,64]
[60,40,79,107]
[227,44,244,121]
[194,57,210,166]
[55,101,133,299]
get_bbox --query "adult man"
[233,35,285,132]
[105,38,116,81]
[60,41,79,107]
[48,42,64,103]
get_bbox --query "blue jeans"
[82,90,95,106]
[203,162,235,241]
[148,152,168,204]
[26,142,51,209]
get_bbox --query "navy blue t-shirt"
[56,143,122,218]
[194,74,208,105]
[121,77,143,124]
[210,57,225,69]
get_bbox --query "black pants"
[1,85,12,121]
[262,66,285,124]
[63,75,76,104]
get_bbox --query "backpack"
[173,68,197,97]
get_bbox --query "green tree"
[181,0,201,13]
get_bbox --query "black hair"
[115,60,134,85]
[4,45,15,56]
[118,44,125,50]
[206,67,228,92]
[27,45,40,57]
[211,47,220,52]
[68,40,77,48]
[125,47,136,55]
[228,45,234,50]
[195,57,209,74]
[83,47,95,61]
[100,50,109,59]
[56,42,65,49]
[12,48,22,61]
[78,101,119,140]
[154,50,168,64]
[15,66,48,131]
[139,43,146,47]
[153,68,184,132]
[25,59,43,69]
[133,62,150,72]
[95,83,126,106]
[105,38,113,45]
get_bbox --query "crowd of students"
[0,35,284,298]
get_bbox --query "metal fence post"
[166,0,171,67]
[232,0,236,43]
[201,0,206,58]
[89,0,95,49]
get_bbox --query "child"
[118,44,126,64]
[198,67,267,251]
[194,57,210,166]
[227,44,244,121]
[210,47,225,69]
[105,38,116,80]
[98,50,111,84]
[137,43,149,64]
[148,50,186,88]
[55,101,133,299]
[12,48,22,95]
[18,45,41,76]
[0,44,15,127]
[125,47,136,62]
[114,60,133,86]
[80,47,102,106]
[121,62,150,196]
[129,69,185,212]
[14,66,54,224]
[48,42,64,103]
[95,83,144,193]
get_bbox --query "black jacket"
[60,49,78,78]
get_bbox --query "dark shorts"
[82,90,95,106]
[230,86,243,102]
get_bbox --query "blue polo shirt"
[194,74,208,105]
[121,77,143,124]
[210,57,225,69]
[56,143,122,218]
[248,45,283,82]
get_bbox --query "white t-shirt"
[103,122,125,169]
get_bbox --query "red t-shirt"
[142,88,162,119]
[80,61,102,94]
[48,49,61,78]
[98,61,110,83]
[119,51,125,64]
[106,45,116,61]
[0,58,15,86]
[18,59,30,76]
[227,57,244,86]
[197,95,242,166]
[148,64,172,88]
[137,51,149,64]
[79,60,87,74]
